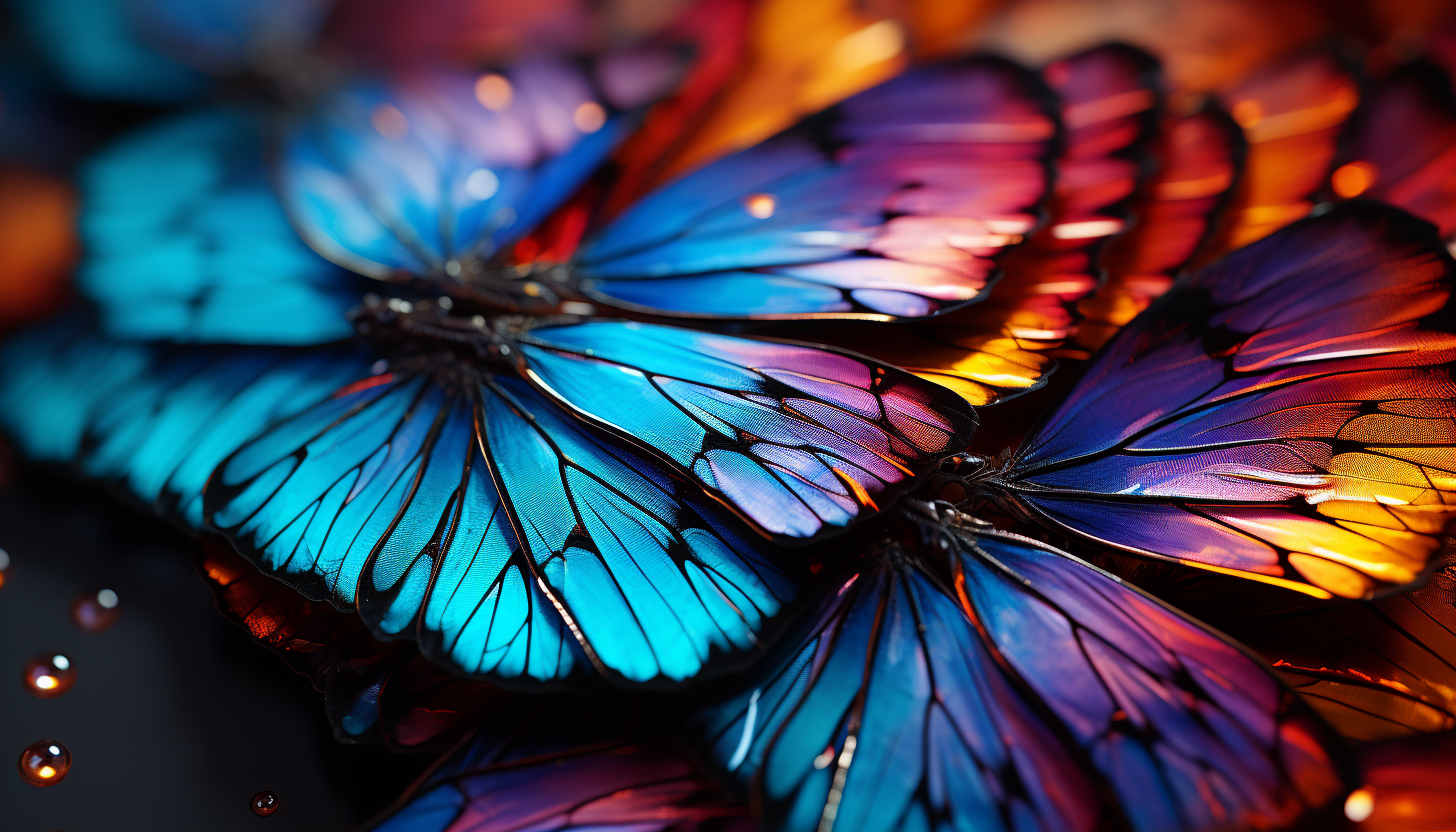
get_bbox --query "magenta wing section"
[516,320,979,541]
[1004,202,1456,599]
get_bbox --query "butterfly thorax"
[348,292,574,373]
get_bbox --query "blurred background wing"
[1004,203,1456,600]
[571,57,1056,321]
[78,109,366,345]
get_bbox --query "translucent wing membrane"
[370,702,744,832]
[1202,51,1356,257]
[693,521,1348,832]
[571,57,1056,320]
[1078,104,1244,351]
[956,529,1349,832]
[518,320,979,540]
[0,319,373,528]
[79,109,363,345]
[277,62,638,281]
[1335,61,1456,239]
[693,542,1104,832]
[1211,546,1456,742]
[1005,203,1456,599]
[204,358,799,687]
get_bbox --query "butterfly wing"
[78,108,364,345]
[204,360,800,687]
[570,56,1056,320]
[0,319,373,528]
[1335,60,1456,239]
[276,61,645,282]
[1003,202,1456,599]
[197,536,505,752]
[516,319,979,540]
[1078,103,1244,351]
[693,521,1351,832]
[369,699,744,832]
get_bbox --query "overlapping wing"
[1200,50,1357,258]
[78,109,364,345]
[197,536,504,752]
[570,57,1056,320]
[956,528,1350,832]
[276,61,648,282]
[370,702,744,832]
[1078,103,1243,351]
[692,521,1351,832]
[1334,60,1456,239]
[517,320,978,540]
[1004,203,1456,599]
[204,359,799,687]
[0,319,373,528]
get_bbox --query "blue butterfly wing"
[202,362,588,685]
[693,523,1353,832]
[517,320,979,541]
[79,108,364,345]
[0,318,372,528]
[693,549,1104,832]
[572,56,1057,320]
[204,360,800,687]
[1003,202,1456,599]
[955,529,1352,832]
[277,61,638,281]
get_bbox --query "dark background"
[0,471,430,832]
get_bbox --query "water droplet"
[17,741,70,787]
[71,588,120,633]
[251,790,279,816]
[0,547,10,590]
[23,653,76,698]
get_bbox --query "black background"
[0,472,429,832]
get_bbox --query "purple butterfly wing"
[516,320,979,541]
[1003,202,1456,599]
[571,56,1056,321]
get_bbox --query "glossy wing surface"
[691,551,1103,832]
[78,109,363,344]
[0,319,373,528]
[1007,203,1456,599]
[204,363,588,685]
[957,528,1350,832]
[572,57,1055,320]
[277,62,638,282]
[518,320,979,540]
[1078,104,1244,351]
[205,360,799,687]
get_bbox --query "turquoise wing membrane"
[571,56,1057,321]
[0,317,374,528]
[692,523,1351,832]
[78,108,365,345]
[203,359,801,688]
[517,320,980,542]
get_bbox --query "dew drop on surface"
[71,588,120,632]
[17,741,70,787]
[251,790,279,816]
[22,653,76,698]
